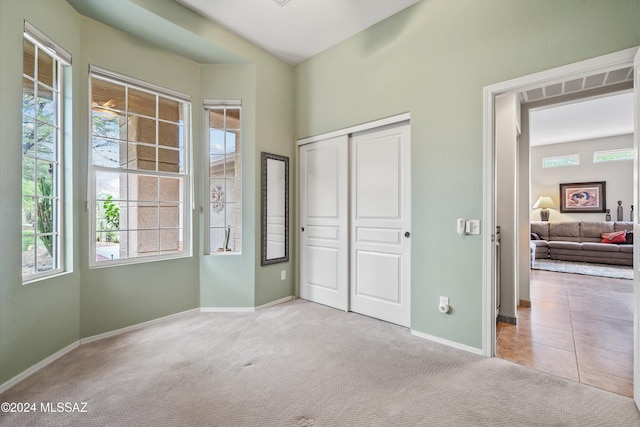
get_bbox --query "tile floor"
[496,269,634,397]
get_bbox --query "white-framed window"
[22,22,71,281]
[542,154,579,168]
[593,148,634,163]
[205,101,242,254]
[89,66,191,267]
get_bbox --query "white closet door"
[299,136,349,310]
[350,123,411,327]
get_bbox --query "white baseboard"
[0,308,199,394]
[80,308,199,345]
[256,296,294,310]
[0,341,79,395]
[201,295,295,313]
[410,329,484,356]
[200,307,255,313]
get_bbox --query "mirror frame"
[261,152,289,266]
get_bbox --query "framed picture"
[559,181,606,213]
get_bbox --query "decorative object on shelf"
[532,196,555,221]
[559,181,606,213]
[617,200,623,221]
[606,209,611,221]
[217,226,232,252]
[224,225,231,250]
[631,205,634,221]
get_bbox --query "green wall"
[0,0,82,388]
[294,0,640,348]
[2,0,639,388]
[77,16,201,338]
[0,0,295,386]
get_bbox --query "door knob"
[405,231,410,238]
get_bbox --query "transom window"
[89,67,191,266]
[542,154,579,168]
[593,148,634,163]
[22,22,71,281]
[206,102,242,254]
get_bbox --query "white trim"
[24,20,71,64]
[80,308,199,345]
[297,112,410,146]
[256,295,294,310]
[200,307,255,313]
[482,47,639,359]
[410,329,484,356]
[89,65,191,102]
[0,308,199,394]
[0,341,79,394]
[200,296,295,313]
[204,99,241,107]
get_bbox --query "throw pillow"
[626,231,634,244]
[531,232,541,240]
[601,230,626,244]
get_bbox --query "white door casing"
[633,46,640,410]
[483,47,639,410]
[350,123,411,327]
[299,135,349,311]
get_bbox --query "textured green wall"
[294,0,640,348]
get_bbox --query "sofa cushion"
[548,241,582,250]
[614,221,634,232]
[620,244,634,253]
[581,222,614,242]
[626,231,634,244]
[549,222,580,242]
[601,230,626,244]
[531,222,550,241]
[582,242,621,252]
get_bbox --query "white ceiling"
[175,0,420,65]
[530,91,634,146]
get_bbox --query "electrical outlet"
[280,270,286,280]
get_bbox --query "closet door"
[299,136,349,310]
[350,123,411,327]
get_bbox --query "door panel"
[350,123,411,326]
[355,250,402,302]
[300,136,349,311]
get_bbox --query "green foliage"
[36,176,53,255]
[103,195,120,229]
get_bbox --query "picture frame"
[559,181,606,213]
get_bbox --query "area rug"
[531,259,633,280]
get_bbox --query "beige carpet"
[1,299,639,426]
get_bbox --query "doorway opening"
[483,48,639,400]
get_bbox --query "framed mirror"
[261,152,289,266]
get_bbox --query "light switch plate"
[468,220,480,235]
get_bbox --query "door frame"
[482,48,639,361]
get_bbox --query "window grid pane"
[90,73,189,265]
[208,106,241,254]
[22,32,65,280]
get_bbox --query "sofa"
[531,221,633,266]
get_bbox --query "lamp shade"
[533,196,555,209]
